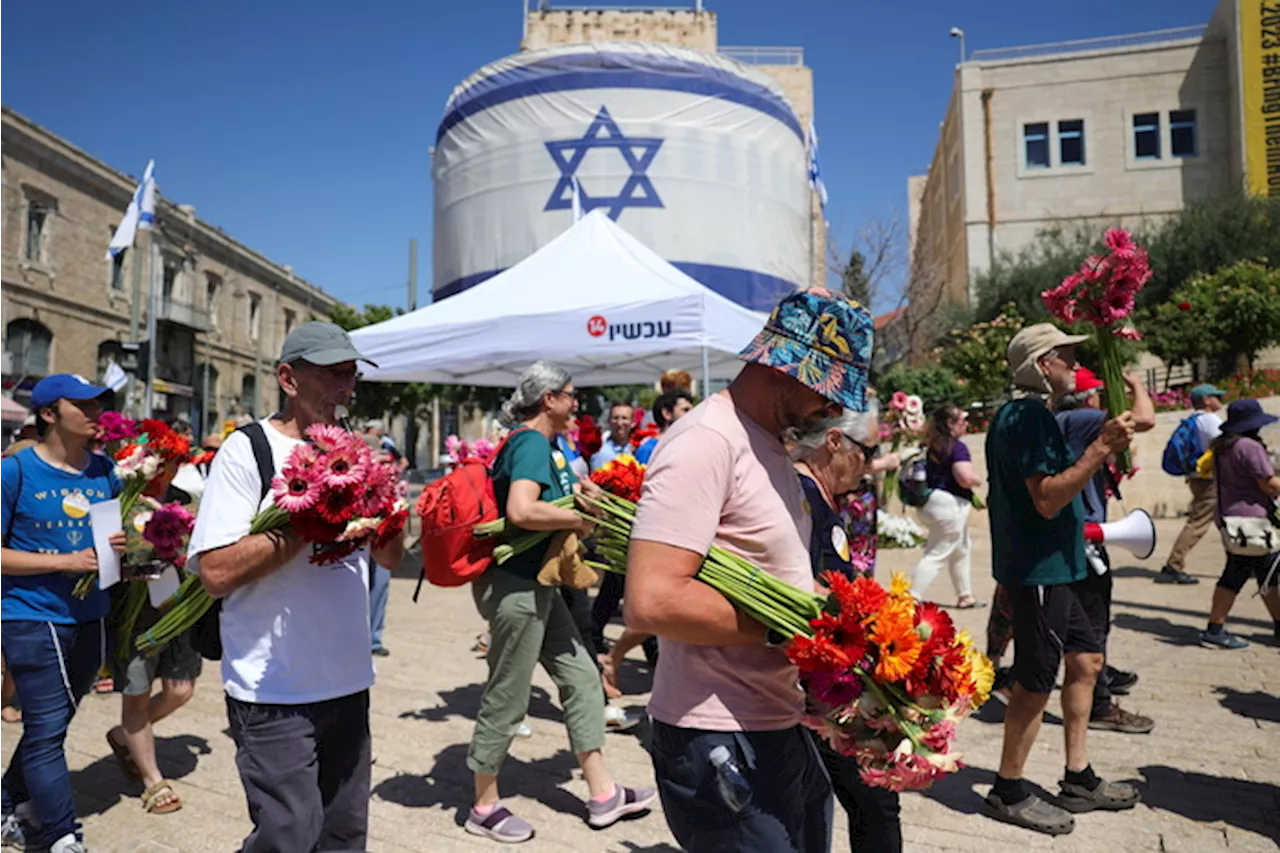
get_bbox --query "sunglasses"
[842,434,880,463]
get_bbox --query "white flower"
[904,395,924,416]
[877,510,926,548]
[338,516,380,543]
[905,413,926,433]
[117,449,160,481]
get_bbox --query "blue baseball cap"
[30,374,112,411]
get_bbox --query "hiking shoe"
[1155,566,1199,585]
[465,803,534,844]
[982,792,1074,836]
[1056,778,1140,813]
[1089,703,1155,734]
[1200,630,1249,650]
[1105,667,1138,695]
[587,785,657,829]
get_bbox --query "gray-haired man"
[188,322,404,853]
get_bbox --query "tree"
[1145,261,1280,375]
[841,250,871,306]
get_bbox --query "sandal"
[106,728,141,780]
[982,792,1074,836]
[141,780,183,814]
[1057,778,1140,813]
[956,596,986,609]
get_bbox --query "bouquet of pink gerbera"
[1040,227,1152,472]
[136,425,407,654]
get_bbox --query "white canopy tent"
[350,210,771,387]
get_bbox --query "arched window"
[97,340,125,381]
[5,319,52,377]
[241,373,257,417]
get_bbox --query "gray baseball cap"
[278,322,378,367]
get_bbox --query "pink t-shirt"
[630,392,813,732]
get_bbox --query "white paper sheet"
[148,565,181,607]
[87,498,122,590]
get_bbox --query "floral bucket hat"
[738,287,874,411]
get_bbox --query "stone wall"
[522,8,717,52]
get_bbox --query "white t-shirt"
[1195,411,1223,450]
[187,419,374,705]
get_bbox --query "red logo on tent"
[586,315,607,337]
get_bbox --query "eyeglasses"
[842,434,880,463]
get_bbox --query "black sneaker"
[1155,566,1199,585]
[1105,667,1138,695]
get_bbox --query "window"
[110,251,126,290]
[1170,109,1197,157]
[162,257,180,306]
[283,308,296,338]
[205,273,222,326]
[1134,113,1161,159]
[5,319,52,377]
[241,374,257,417]
[249,293,262,341]
[24,193,56,262]
[1058,119,1085,165]
[1024,123,1050,168]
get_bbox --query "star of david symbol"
[544,106,664,221]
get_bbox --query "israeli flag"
[105,160,156,260]
[806,123,828,211]
[102,359,129,393]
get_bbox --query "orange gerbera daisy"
[825,572,888,623]
[871,601,923,682]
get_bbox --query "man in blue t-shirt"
[983,326,1141,836]
[1054,367,1156,737]
[2,374,125,853]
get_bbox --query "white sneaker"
[50,834,88,853]
[604,705,639,732]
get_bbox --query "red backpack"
[413,429,524,597]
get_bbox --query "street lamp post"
[949,27,966,65]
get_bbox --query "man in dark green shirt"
[982,324,1140,836]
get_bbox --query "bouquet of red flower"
[791,572,992,791]
[581,493,992,792]
[1041,228,1152,471]
[74,418,193,598]
[589,454,646,503]
[574,415,603,460]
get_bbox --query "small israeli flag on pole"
[105,160,156,260]
[806,123,828,211]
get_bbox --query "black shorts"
[1010,574,1107,695]
[1217,552,1280,594]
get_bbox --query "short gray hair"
[790,401,880,461]
[1055,388,1097,412]
[500,361,572,427]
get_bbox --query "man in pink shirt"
[626,288,874,853]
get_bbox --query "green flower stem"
[135,575,214,654]
[72,480,148,600]
[1095,327,1132,473]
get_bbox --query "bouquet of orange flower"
[74,419,192,598]
[589,454,646,503]
[581,492,991,791]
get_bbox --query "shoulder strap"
[2,452,25,546]
[239,422,275,503]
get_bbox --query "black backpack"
[189,422,275,661]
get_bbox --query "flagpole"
[127,238,144,414]
[144,234,160,417]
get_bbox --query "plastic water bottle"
[708,745,752,813]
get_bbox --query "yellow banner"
[1240,0,1280,196]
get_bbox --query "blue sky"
[2,0,1215,312]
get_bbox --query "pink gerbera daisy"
[273,467,323,513]
[318,444,366,489]
[307,424,351,453]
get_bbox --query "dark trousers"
[1,620,104,848]
[226,690,372,853]
[817,741,902,853]
[559,587,599,662]
[650,720,832,853]
[591,572,626,649]
[1088,549,1114,717]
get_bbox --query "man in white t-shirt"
[1157,383,1225,585]
[188,323,404,853]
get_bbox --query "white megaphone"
[1084,509,1157,560]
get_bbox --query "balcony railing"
[157,298,211,332]
[719,46,805,66]
[969,25,1206,64]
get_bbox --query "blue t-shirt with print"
[1,448,119,623]
[633,436,660,465]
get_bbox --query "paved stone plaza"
[3,517,1277,852]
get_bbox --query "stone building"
[2,106,335,434]
[520,2,825,287]
[905,0,1267,359]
